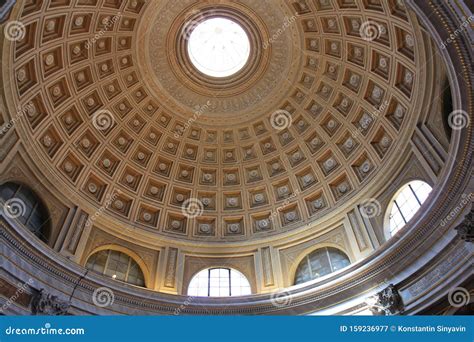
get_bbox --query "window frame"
[187,267,252,297]
[384,180,433,239]
[85,248,147,288]
[293,247,351,285]
[0,182,50,242]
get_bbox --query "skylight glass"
[187,18,251,78]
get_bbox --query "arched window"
[188,268,251,297]
[85,250,146,287]
[387,180,433,236]
[294,247,350,285]
[0,182,50,242]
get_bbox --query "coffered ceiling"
[1,0,432,244]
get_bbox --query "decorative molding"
[348,210,368,252]
[412,128,442,175]
[321,231,346,251]
[0,202,470,315]
[66,211,88,254]
[0,130,18,162]
[261,247,274,287]
[164,248,178,288]
[368,285,404,316]
[407,244,469,298]
[455,206,473,243]
[30,289,70,316]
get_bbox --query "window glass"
[294,247,350,285]
[187,18,251,78]
[329,249,351,271]
[0,182,50,242]
[188,268,251,297]
[85,250,145,287]
[388,180,433,236]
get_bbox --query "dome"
[3,0,432,244]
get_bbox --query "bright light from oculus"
[187,18,251,78]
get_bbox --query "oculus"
[187,18,250,78]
